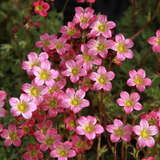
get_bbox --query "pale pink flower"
[0,90,7,117]
[62,60,87,83]
[35,33,57,51]
[73,7,95,29]
[117,91,142,114]
[60,22,81,39]
[127,69,152,92]
[1,124,24,147]
[33,60,59,86]
[87,36,114,58]
[89,66,115,91]
[142,157,154,160]
[41,92,63,118]
[112,33,134,61]
[148,29,160,53]
[51,36,71,55]
[22,52,49,75]
[106,119,132,142]
[34,128,62,151]
[9,94,37,119]
[133,119,158,148]
[23,144,43,160]
[76,116,104,140]
[50,141,76,160]
[89,14,116,38]
[62,88,89,113]
[76,44,102,71]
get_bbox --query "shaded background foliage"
[0,0,160,159]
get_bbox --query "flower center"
[49,86,59,93]
[69,120,75,128]
[58,148,68,157]
[45,137,54,146]
[36,5,43,11]
[114,127,124,136]
[76,140,84,149]
[41,126,48,135]
[30,86,39,97]
[71,98,80,106]
[67,28,76,36]
[40,70,50,80]
[125,99,133,107]
[117,43,126,53]
[157,38,160,46]
[30,150,38,158]
[140,129,149,139]
[80,17,88,24]
[98,23,106,32]
[55,42,63,50]
[30,61,40,69]
[98,75,107,84]
[48,99,57,108]
[134,76,144,85]
[43,40,50,47]
[17,102,29,113]
[83,53,92,62]
[84,123,95,133]
[97,42,106,51]
[71,68,79,75]
[9,131,18,141]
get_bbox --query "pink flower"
[73,7,95,29]
[0,124,3,133]
[117,91,142,114]
[35,33,57,51]
[89,14,116,38]
[62,60,87,83]
[23,144,43,160]
[142,157,154,160]
[60,22,81,39]
[0,90,7,117]
[33,60,59,86]
[112,33,134,61]
[33,0,50,17]
[127,69,152,92]
[34,128,62,151]
[1,124,24,147]
[87,36,114,58]
[148,29,160,53]
[9,94,37,119]
[22,52,49,75]
[76,44,102,71]
[106,119,132,143]
[76,116,104,140]
[65,115,76,131]
[50,141,76,160]
[76,0,96,3]
[133,119,158,148]
[62,88,89,113]
[89,66,115,91]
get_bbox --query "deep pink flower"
[89,66,115,91]
[73,7,95,29]
[142,157,154,160]
[65,115,76,131]
[76,0,96,3]
[1,124,24,147]
[62,88,89,113]
[148,29,160,53]
[117,91,142,114]
[76,44,102,71]
[9,94,37,119]
[87,36,114,58]
[33,0,50,17]
[0,124,3,133]
[33,60,59,86]
[89,14,116,38]
[35,33,57,51]
[62,60,87,83]
[76,116,104,140]
[0,90,7,117]
[133,119,158,148]
[106,119,132,142]
[112,33,134,61]
[50,141,76,160]
[34,128,62,151]
[60,22,81,39]
[23,144,43,160]
[127,69,152,92]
